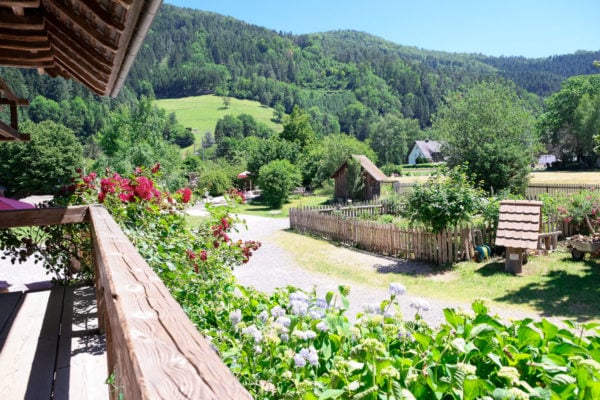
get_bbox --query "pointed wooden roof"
[331,155,387,181]
[0,0,162,141]
[495,200,543,250]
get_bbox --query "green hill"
[155,95,283,147]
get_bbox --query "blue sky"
[163,1,598,58]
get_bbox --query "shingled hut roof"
[337,155,387,181]
[495,200,543,250]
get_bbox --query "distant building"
[331,155,387,201]
[407,140,444,164]
[536,154,557,167]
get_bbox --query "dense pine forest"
[1,3,599,197]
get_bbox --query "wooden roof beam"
[0,0,40,7]
[45,12,119,54]
[46,18,115,68]
[0,38,50,51]
[76,0,126,32]
[44,0,124,43]
[0,8,44,30]
[0,28,47,42]
[54,57,107,95]
[0,49,53,65]
[0,119,30,141]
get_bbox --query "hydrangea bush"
[31,165,600,399]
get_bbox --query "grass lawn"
[529,171,600,184]
[271,231,600,321]
[393,170,600,184]
[155,95,283,155]
[238,194,330,218]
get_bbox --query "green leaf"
[326,291,334,306]
[341,295,350,310]
[551,373,576,386]
[443,308,463,328]
[584,381,600,400]
[518,325,542,347]
[411,332,432,348]
[318,389,345,399]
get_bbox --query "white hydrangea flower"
[389,282,406,296]
[229,309,242,327]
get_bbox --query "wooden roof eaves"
[43,7,120,53]
[109,0,163,97]
[0,8,43,30]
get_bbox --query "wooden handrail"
[1,205,252,399]
[0,205,89,228]
[88,205,251,400]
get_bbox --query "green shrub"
[199,168,234,196]
[405,166,482,232]
[258,159,301,208]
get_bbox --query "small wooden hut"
[331,155,387,201]
[495,200,543,274]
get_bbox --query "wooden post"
[505,247,523,274]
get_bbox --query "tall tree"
[0,120,83,197]
[434,81,538,194]
[537,75,600,166]
[369,115,423,165]
[280,106,314,149]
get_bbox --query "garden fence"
[525,183,600,200]
[289,207,495,265]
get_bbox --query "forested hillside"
[2,3,599,198]
[128,4,599,129]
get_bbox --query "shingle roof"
[352,155,387,181]
[495,200,542,250]
[330,155,388,181]
[414,140,442,159]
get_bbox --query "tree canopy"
[434,81,538,194]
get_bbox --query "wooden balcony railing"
[0,205,252,400]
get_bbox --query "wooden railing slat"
[88,205,251,400]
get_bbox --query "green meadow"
[155,95,283,154]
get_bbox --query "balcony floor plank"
[0,286,107,399]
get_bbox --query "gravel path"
[233,214,557,326]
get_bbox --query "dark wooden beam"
[0,49,53,65]
[45,11,118,55]
[0,0,40,7]
[0,8,44,30]
[76,0,126,32]
[46,18,115,69]
[0,206,89,228]
[0,119,30,141]
[0,27,47,42]
[0,38,50,51]
[0,98,29,106]
[54,57,107,95]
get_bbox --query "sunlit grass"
[155,95,283,155]
[238,194,330,218]
[272,229,600,321]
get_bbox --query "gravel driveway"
[233,214,551,326]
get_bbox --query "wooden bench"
[538,231,562,251]
[0,286,107,399]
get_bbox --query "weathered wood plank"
[0,205,89,228]
[0,290,56,399]
[88,205,251,400]
[55,286,108,400]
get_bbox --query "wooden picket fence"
[526,183,600,199]
[289,208,495,265]
[394,182,600,200]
